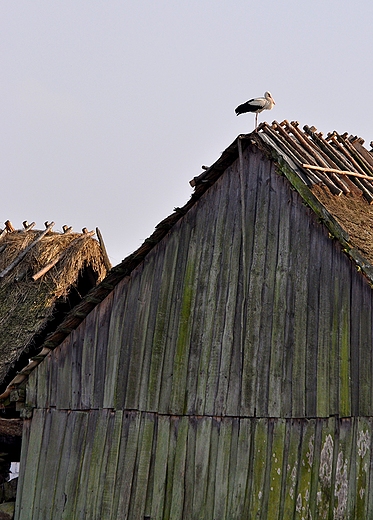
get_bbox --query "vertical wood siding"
[16,411,373,519]
[20,145,373,519]
[27,146,373,419]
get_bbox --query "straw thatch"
[0,227,107,390]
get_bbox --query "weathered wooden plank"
[14,418,31,519]
[160,216,193,414]
[61,411,89,519]
[114,268,143,409]
[92,292,114,409]
[256,164,281,417]
[267,419,286,519]
[329,241,342,415]
[305,218,321,418]
[294,419,316,519]
[358,278,372,416]
[102,279,129,408]
[112,411,141,517]
[56,338,73,410]
[146,232,179,412]
[71,322,85,410]
[315,417,336,518]
[169,416,189,518]
[241,158,271,416]
[316,228,333,419]
[247,418,269,518]
[216,166,242,416]
[84,410,112,518]
[194,178,226,415]
[192,416,212,518]
[213,418,232,519]
[124,255,155,410]
[150,414,171,519]
[26,362,38,408]
[184,192,217,415]
[290,193,311,418]
[268,182,291,418]
[100,411,123,519]
[138,242,166,410]
[354,417,371,519]
[282,419,302,518]
[365,418,373,519]
[338,254,351,418]
[350,270,361,418]
[74,410,100,517]
[35,346,50,409]
[204,417,219,518]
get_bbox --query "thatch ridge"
[0,228,107,390]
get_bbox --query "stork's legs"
[254,113,258,131]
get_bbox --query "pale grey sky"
[1,1,372,264]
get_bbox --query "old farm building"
[5,121,373,518]
[0,223,109,517]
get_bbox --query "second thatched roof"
[0,221,108,393]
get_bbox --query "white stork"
[235,91,276,128]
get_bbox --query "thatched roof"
[0,222,108,392]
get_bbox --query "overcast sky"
[1,1,372,265]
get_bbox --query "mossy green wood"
[339,256,351,418]
[329,243,341,415]
[192,185,224,415]
[102,280,129,408]
[111,411,141,517]
[241,159,270,416]
[192,416,212,518]
[358,279,372,416]
[362,418,373,518]
[128,413,155,519]
[282,419,302,518]
[182,417,196,518]
[248,419,269,518]
[150,415,171,519]
[256,165,281,417]
[291,196,311,418]
[238,151,258,416]
[266,419,286,519]
[160,218,193,415]
[204,418,219,518]
[146,232,179,412]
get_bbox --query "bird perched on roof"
[235,91,276,129]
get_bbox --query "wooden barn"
[6,120,373,519]
[0,223,109,518]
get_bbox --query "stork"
[235,91,276,128]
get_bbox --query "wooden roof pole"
[302,164,373,180]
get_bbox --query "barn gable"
[10,121,373,519]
